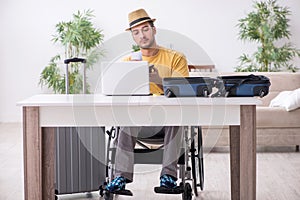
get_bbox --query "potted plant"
[39,9,104,93]
[236,0,300,72]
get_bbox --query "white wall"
[1,0,300,122]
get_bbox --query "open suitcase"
[162,77,216,97]
[214,74,271,97]
[55,58,106,198]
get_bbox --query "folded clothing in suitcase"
[215,74,271,97]
[162,77,215,97]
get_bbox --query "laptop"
[101,61,150,95]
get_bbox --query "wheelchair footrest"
[154,186,184,194]
[111,189,133,196]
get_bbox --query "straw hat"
[126,8,156,31]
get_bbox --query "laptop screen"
[100,61,150,96]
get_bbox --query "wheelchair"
[99,126,204,200]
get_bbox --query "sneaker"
[106,176,126,192]
[160,174,177,188]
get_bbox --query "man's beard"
[139,38,155,49]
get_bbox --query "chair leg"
[296,145,299,152]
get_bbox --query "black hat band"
[129,17,151,27]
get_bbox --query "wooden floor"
[1,123,300,200]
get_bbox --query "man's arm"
[171,53,189,77]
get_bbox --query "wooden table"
[18,94,260,200]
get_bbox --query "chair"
[188,64,215,72]
[101,126,204,200]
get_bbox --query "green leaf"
[236,0,299,72]
[40,10,105,94]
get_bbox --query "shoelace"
[160,174,177,188]
[106,176,126,192]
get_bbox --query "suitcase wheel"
[99,185,105,197]
[103,190,113,200]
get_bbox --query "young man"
[106,8,189,192]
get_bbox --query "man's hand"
[149,65,163,89]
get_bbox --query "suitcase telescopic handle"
[64,57,86,64]
[64,57,87,94]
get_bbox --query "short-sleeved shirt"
[124,46,189,95]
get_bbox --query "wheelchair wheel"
[197,127,204,190]
[182,183,192,200]
[190,139,198,196]
[190,126,204,193]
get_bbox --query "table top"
[18,94,262,107]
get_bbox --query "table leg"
[229,105,256,200]
[229,125,240,200]
[42,127,55,200]
[23,107,55,200]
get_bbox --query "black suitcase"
[162,77,216,97]
[214,74,271,97]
